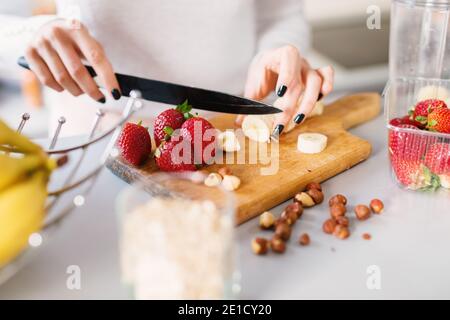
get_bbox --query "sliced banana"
[241,102,325,143]
[297,133,328,154]
[217,131,241,152]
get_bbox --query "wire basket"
[0,90,144,285]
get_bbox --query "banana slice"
[242,102,325,142]
[217,131,241,152]
[297,133,328,154]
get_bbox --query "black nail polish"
[294,113,306,124]
[318,93,324,101]
[271,124,284,139]
[112,89,121,100]
[277,85,287,97]
[97,96,106,104]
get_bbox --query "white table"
[1,113,450,300]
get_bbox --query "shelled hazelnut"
[334,225,350,239]
[362,233,372,240]
[330,203,347,219]
[259,211,275,230]
[221,175,241,191]
[204,173,223,187]
[307,188,324,204]
[335,216,349,227]
[355,204,371,221]
[270,235,286,253]
[299,233,311,246]
[252,238,269,255]
[275,222,292,241]
[281,210,298,226]
[322,218,337,234]
[328,194,347,207]
[294,192,315,207]
[305,182,322,192]
[285,202,303,219]
[370,199,384,214]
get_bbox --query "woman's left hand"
[236,45,334,137]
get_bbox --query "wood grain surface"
[107,92,381,224]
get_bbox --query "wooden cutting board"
[107,93,381,224]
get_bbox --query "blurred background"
[0,0,391,138]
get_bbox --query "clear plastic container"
[385,77,450,191]
[389,0,450,80]
[116,171,240,300]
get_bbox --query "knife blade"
[18,56,282,115]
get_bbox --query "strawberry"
[427,107,450,134]
[409,99,447,126]
[180,117,217,164]
[390,115,423,128]
[154,139,196,172]
[117,121,152,166]
[391,156,422,187]
[153,100,193,146]
[424,143,450,174]
[388,124,427,161]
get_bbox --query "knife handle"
[18,56,98,78]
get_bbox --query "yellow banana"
[0,119,42,154]
[0,169,49,268]
[0,153,49,193]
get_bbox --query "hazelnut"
[307,188,324,204]
[285,202,303,219]
[322,219,337,234]
[329,194,347,206]
[370,199,384,214]
[330,203,347,219]
[335,216,349,227]
[294,192,315,207]
[221,175,241,191]
[362,233,372,240]
[204,173,223,187]
[275,222,292,241]
[259,211,275,229]
[334,225,350,239]
[270,236,286,253]
[299,233,310,246]
[274,217,287,228]
[218,167,233,177]
[354,204,371,221]
[281,210,297,226]
[251,238,269,255]
[305,182,322,191]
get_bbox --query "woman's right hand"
[25,19,121,103]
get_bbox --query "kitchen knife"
[17,56,282,115]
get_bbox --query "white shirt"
[0,0,309,135]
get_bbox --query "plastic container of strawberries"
[385,77,450,191]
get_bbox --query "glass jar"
[389,0,450,79]
[116,171,239,299]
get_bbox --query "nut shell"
[285,202,303,219]
[252,238,269,255]
[329,194,347,206]
[335,216,349,227]
[299,233,311,246]
[281,210,297,226]
[334,225,350,239]
[370,199,384,214]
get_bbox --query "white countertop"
[1,107,450,300]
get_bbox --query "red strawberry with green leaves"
[427,107,450,134]
[154,138,197,172]
[409,99,447,127]
[117,121,152,166]
[424,143,450,174]
[153,100,193,146]
[388,124,428,161]
[391,157,440,190]
[390,115,422,128]
[180,117,217,164]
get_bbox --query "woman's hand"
[236,45,334,137]
[25,19,121,103]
